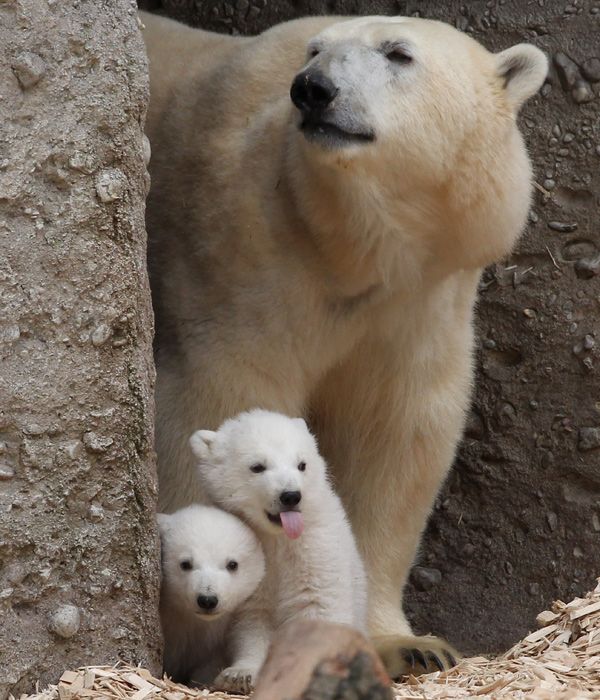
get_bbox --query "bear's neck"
[284,132,453,300]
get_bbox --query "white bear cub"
[190,410,368,689]
[157,505,266,686]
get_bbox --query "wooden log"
[252,620,393,700]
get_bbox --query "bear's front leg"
[312,306,473,677]
[214,606,272,694]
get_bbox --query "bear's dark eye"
[309,48,320,59]
[226,560,238,572]
[298,461,306,472]
[180,560,192,571]
[385,46,413,65]
[250,463,266,473]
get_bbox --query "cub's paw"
[372,634,460,680]
[213,666,257,694]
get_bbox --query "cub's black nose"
[280,490,302,507]
[197,594,218,611]
[291,71,338,112]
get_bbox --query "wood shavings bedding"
[16,578,600,700]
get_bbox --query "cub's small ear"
[496,44,548,110]
[189,430,217,460]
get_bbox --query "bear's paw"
[372,634,460,680]
[213,666,258,694]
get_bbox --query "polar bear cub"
[190,410,368,689]
[157,505,266,686]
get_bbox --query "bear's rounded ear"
[495,44,548,111]
[189,430,217,460]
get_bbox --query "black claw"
[427,652,444,671]
[401,649,416,669]
[444,650,457,667]
[412,649,427,669]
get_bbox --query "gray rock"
[141,134,151,166]
[12,51,46,89]
[0,464,15,480]
[583,335,595,350]
[95,168,128,203]
[82,432,114,453]
[411,566,442,592]
[48,605,81,639]
[578,428,600,451]
[572,80,595,104]
[574,255,600,279]
[581,57,600,83]
[548,221,578,232]
[554,52,580,91]
[91,323,112,347]
[546,512,558,531]
[88,504,104,521]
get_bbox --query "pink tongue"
[280,511,304,539]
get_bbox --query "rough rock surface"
[137,0,600,656]
[0,1,161,696]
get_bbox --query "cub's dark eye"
[298,461,307,472]
[250,463,266,473]
[226,560,238,572]
[385,47,413,65]
[309,48,320,58]
[180,560,192,571]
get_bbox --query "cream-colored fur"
[141,9,546,671]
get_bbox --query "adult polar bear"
[141,10,546,671]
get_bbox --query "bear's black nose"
[291,71,338,112]
[280,490,302,507]
[197,594,218,611]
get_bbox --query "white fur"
[157,505,266,686]
[191,410,368,686]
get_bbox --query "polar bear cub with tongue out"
[190,409,368,689]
